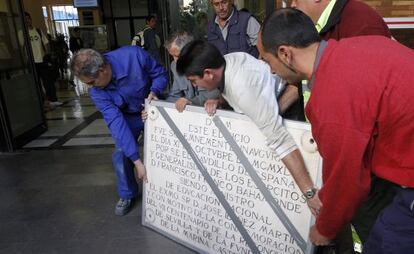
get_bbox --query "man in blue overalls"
[71,46,168,215]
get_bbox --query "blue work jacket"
[89,46,168,161]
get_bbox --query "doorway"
[0,0,47,151]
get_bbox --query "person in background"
[132,15,162,63]
[50,34,69,80]
[18,12,62,107]
[165,31,221,114]
[177,40,321,218]
[69,27,84,90]
[259,8,414,254]
[70,46,168,216]
[208,0,260,58]
[69,27,84,54]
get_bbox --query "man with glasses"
[70,47,168,216]
[208,0,260,58]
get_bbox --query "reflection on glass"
[0,0,44,147]
[1,74,43,137]
[133,19,146,34]
[112,0,130,17]
[115,19,132,46]
[234,0,266,22]
[179,0,210,40]
[131,0,148,16]
[102,0,112,17]
[0,9,25,69]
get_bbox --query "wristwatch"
[303,187,318,200]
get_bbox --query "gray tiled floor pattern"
[2,88,196,254]
[25,90,113,149]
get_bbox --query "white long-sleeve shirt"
[223,52,297,158]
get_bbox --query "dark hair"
[24,12,31,18]
[261,8,320,55]
[146,15,156,23]
[73,27,80,32]
[176,40,225,77]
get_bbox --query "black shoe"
[115,198,133,216]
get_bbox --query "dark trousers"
[352,177,397,243]
[363,187,414,254]
[35,62,57,102]
[317,177,396,254]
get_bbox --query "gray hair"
[70,48,107,78]
[164,31,194,51]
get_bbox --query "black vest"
[207,8,258,58]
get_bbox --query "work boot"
[115,198,133,216]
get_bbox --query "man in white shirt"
[19,12,62,107]
[176,40,321,215]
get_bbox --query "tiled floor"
[0,87,196,253]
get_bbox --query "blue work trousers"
[112,114,143,199]
[363,187,414,254]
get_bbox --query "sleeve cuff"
[128,153,140,162]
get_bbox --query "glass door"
[0,0,46,152]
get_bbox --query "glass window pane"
[131,0,148,17]
[133,19,146,33]
[112,0,130,17]
[42,6,48,17]
[0,0,8,13]
[105,18,116,48]
[9,0,19,14]
[0,2,44,141]
[235,0,266,22]
[1,74,43,137]
[102,0,112,17]
[115,19,131,46]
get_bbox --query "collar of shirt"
[315,0,336,32]
[215,6,235,30]
[308,40,328,90]
[104,56,128,88]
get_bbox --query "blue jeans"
[111,113,143,199]
[112,148,138,199]
[363,187,414,254]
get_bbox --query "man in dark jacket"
[69,27,83,54]
[207,0,260,58]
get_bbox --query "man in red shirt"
[259,8,414,254]
[280,0,391,121]
[280,0,394,250]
